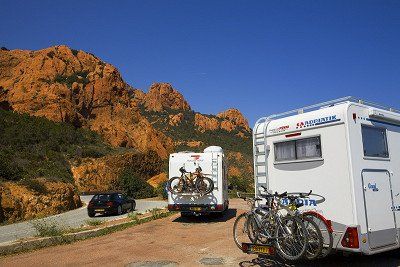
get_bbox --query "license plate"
[243,243,274,255]
[189,207,202,211]
[95,209,104,212]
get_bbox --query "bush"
[85,219,104,227]
[31,219,66,237]
[0,110,113,182]
[119,168,156,199]
[229,175,252,193]
[155,180,168,199]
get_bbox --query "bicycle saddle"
[179,167,187,173]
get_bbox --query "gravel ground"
[1,199,399,266]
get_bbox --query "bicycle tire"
[167,176,185,194]
[195,176,214,195]
[302,216,323,260]
[274,216,308,262]
[233,213,256,250]
[303,211,333,258]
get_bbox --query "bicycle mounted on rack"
[233,186,332,261]
[167,166,214,195]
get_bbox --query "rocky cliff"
[0,180,81,223]
[0,46,173,159]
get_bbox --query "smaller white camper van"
[167,146,229,216]
[253,97,400,255]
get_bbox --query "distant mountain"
[0,46,254,222]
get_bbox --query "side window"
[296,137,322,159]
[361,125,389,158]
[275,136,322,162]
[275,141,296,161]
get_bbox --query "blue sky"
[1,1,399,125]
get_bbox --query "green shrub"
[31,219,66,237]
[127,212,139,223]
[155,180,168,199]
[0,110,113,182]
[85,219,104,227]
[118,168,156,199]
[229,175,252,193]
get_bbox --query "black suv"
[87,192,136,217]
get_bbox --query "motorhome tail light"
[341,227,359,248]
[106,201,114,207]
[352,113,357,121]
[326,220,333,232]
[168,204,180,211]
[285,132,301,138]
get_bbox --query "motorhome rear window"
[275,136,322,162]
[361,125,389,158]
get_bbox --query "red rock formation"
[143,83,191,112]
[0,46,173,158]
[217,108,250,132]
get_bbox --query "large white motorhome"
[167,146,229,216]
[253,97,400,255]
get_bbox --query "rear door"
[362,170,397,249]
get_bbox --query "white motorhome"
[253,97,400,255]
[167,146,229,216]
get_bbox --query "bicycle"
[284,191,333,258]
[284,192,323,260]
[167,166,214,195]
[233,190,309,261]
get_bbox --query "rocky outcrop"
[148,173,168,188]
[71,151,163,193]
[169,113,183,126]
[217,108,250,132]
[194,113,220,132]
[0,46,173,159]
[0,180,81,223]
[143,83,191,112]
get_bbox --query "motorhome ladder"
[211,156,218,189]
[253,119,269,194]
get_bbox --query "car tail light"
[241,243,249,252]
[341,227,359,248]
[88,201,93,207]
[106,201,113,207]
[216,204,224,211]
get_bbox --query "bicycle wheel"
[195,176,214,195]
[303,216,323,260]
[303,212,333,258]
[233,213,257,250]
[167,176,186,194]
[274,216,308,262]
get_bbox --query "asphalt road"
[0,195,167,244]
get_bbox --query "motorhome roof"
[256,96,400,125]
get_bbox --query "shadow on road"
[172,208,237,223]
[239,249,400,267]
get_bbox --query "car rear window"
[92,194,112,201]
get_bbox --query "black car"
[87,192,136,217]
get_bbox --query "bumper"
[168,203,227,214]
[87,206,117,215]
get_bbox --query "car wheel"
[117,205,122,215]
[88,211,95,218]
[131,201,136,211]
